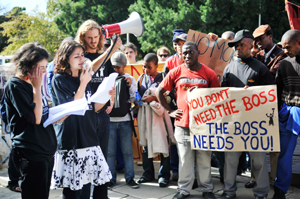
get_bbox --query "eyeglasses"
[159,54,168,58]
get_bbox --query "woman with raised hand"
[50,40,115,199]
[4,42,57,199]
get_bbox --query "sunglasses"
[159,54,168,58]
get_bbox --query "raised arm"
[28,65,43,124]
[91,37,122,71]
[74,68,92,100]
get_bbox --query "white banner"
[187,85,280,152]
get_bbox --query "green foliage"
[198,0,290,43]
[129,0,300,54]
[0,15,9,52]
[54,0,135,37]
[129,0,205,55]
[53,0,300,57]
[0,7,26,52]
[197,0,300,43]
[3,0,300,60]
[0,7,69,59]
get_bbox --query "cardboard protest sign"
[187,85,280,152]
[187,29,236,83]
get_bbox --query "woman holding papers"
[4,43,57,199]
[50,40,115,199]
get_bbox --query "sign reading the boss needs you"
[187,85,280,152]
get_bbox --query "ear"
[269,34,273,40]
[80,34,85,43]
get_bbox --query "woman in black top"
[50,40,115,199]
[4,43,57,199]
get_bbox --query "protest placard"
[187,85,280,152]
[124,62,165,80]
[187,29,236,83]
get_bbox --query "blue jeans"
[274,129,298,193]
[116,132,125,171]
[107,121,135,183]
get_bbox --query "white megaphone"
[101,11,144,39]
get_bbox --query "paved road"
[0,162,299,199]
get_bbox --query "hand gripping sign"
[187,85,280,152]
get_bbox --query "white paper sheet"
[43,98,88,128]
[90,72,118,104]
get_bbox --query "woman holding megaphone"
[50,40,115,199]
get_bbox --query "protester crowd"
[2,17,299,199]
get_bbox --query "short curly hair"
[144,53,158,65]
[54,40,84,77]
[12,42,49,76]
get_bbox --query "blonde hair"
[157,46,171,57]
[75,19,104,54]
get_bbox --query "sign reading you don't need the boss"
[187,85,280,152]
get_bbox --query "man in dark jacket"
[221,29,273,199]
[244,24,287,189]
[253,24,287,77]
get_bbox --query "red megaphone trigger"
[101,24,121,38]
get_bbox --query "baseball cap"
[172,29,186,42]
[253,24,271,39]
[111,52,127,67]
[174,33,187,42]
[228,29,254,47]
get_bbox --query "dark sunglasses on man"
[159,54,168,58]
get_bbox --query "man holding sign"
[221,30,274,199]
[157,41,219,199]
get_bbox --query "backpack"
[137,72,177,110]
[0,95,7,125]
[109,75,131,117]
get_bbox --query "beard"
[87,43,98,49]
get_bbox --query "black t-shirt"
[221,57,274,87]
[51,74,99,150]
[4,77,57,161]
[85,52,115,94]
